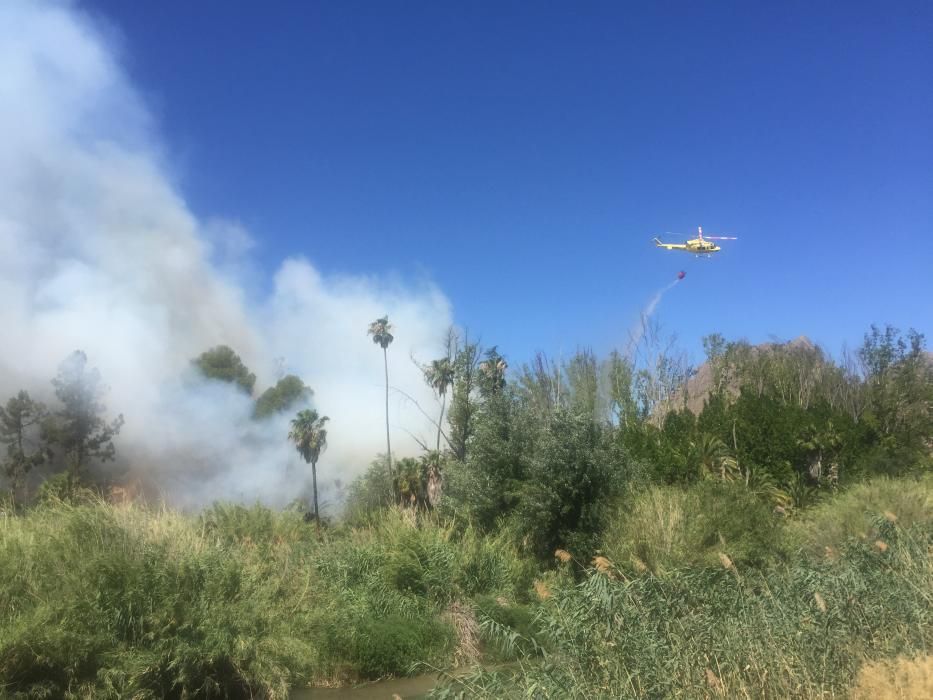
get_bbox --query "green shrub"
[688,480,789,568]
[0,502,316,697]
[302,508,535,682]
[455,530,536,601]
[325,613,453,679]
[199,501,308,546]
[33,472,97,506]
[789,474,933,556]
[602,481,789,573]
[473,596,542,661]
[343,458,395,524]
[508,411,619,562]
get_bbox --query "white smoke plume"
[0,1,452,509]
[643,279,680,321]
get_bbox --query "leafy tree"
[516,352,563,420]
[620,408,697,486]
[422,357,455,453]
[510,410,618,561]
[0,391,49,501]
[858,325,931,453]
[368,316,394,476]
[714,391,805,485]
[288,409,329,523]
[563,349,600,420]
[477,347,508,400]
[446,387,530,530]
[344,456,395,522]
[702,332,729,394]
[192,345,256,395]
[254,375,312,419]
[696,392,732,443]
[657,409,697,483]
[448,338,481,461]
[606,351,638,429]
[629,319,692,424]
[45,351,124,486]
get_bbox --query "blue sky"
[86,0,931,366]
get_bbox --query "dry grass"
[705,667,724,694]
[442,601,481,666]
[852,655,933,699]
[592,555,613,574]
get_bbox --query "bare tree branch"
[389,386,454,451]
[398,425,430,452]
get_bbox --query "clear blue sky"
[86,0,932,366]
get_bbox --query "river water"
[290,674,439,699]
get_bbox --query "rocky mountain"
[672,335,822,416]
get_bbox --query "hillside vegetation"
[0,322,930,697]
[1,477,929,698]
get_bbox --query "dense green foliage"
[1,501,312,698]
[0,391,49,502]
[788,474,933,556]
[0,323,929,696]
[602,481,790,573]
[253,374,312,419]
[344,457,396,523]
[437,517,931,699]
[44,351,124,485]
[192,345,257,395]
[0,503,530,697]
[3,477,929,698]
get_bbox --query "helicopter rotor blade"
[703,236,737,240]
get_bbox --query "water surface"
[290,673,439,699]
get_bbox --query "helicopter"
[654,226,736,256]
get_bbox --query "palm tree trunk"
[384,347,393,477]
[436,392,447,454]
[311,459,319,524]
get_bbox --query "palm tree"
[394,457,423,508]
[423,357,455,453]
[693,433,739,481]
[288,409,329,523]
[797,420,841,483]
[368,315,394,477]
[479,348,508,398]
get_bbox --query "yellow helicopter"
[654,226,736,256]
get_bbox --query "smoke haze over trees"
[0,0,451,507]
